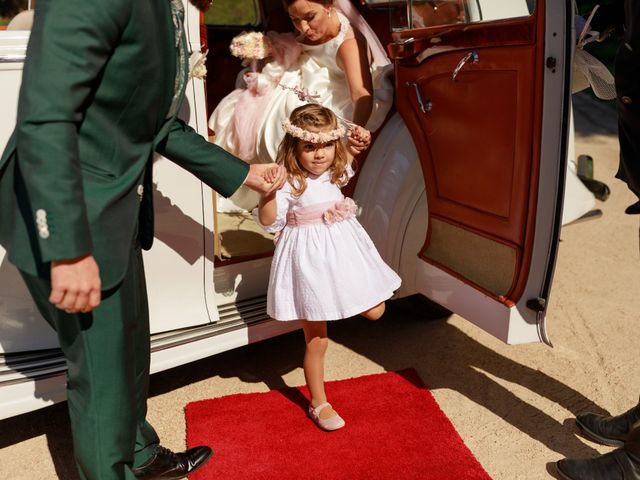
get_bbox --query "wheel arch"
[354,113,427,298]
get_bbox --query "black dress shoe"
[577,405,640,447]
[625,201,640,215]
[556,449,640,480]
[133,445,213,479]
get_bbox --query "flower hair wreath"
[282,119,346,144]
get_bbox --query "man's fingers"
[59,290,79,313]
[270,166,287,191]
[72,291,90,313]
[87,289,101,311]
[50,255,101,314]
[263,166,285,194]
[49,286,65,306]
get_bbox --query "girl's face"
[287,0,334,43]
[295,138,336,176]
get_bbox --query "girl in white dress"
[256,104,401,431]
[209,0,393,210]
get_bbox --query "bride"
[209,0,393,211]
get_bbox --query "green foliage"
[204,0,260,26]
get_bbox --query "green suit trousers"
[20,241,159,480]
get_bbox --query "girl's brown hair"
[276,104,350,197]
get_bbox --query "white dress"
[256,167,402,321]
[209,11,393,211]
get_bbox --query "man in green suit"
[0,0,285,479]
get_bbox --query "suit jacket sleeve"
[155,118,250,198]
[15,0,131,263]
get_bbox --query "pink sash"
[274,198,358,244]
[286,198,358,227]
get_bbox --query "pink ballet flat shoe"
[308,402,346,431]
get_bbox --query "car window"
[204,0,262,26]
[0,0,32,31]
[366,0,534,31]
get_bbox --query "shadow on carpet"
[185,369,491,479]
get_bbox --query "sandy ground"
[1,92,639,479]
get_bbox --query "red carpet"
[185,369,491,479]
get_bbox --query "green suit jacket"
[0,0,249,290]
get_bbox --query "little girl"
[255,103,401,431]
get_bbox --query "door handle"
[452,51,478,81]
[406,81,432,113]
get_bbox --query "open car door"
[389,0,570,344]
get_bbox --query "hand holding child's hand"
[262,165,282,185]
[346,126,371,157]
[245,163,286,197]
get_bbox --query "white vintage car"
[0,0,573,420]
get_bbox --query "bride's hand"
[347,126,371,155]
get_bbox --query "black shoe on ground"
[133,445,213,479]
[576,405,640,447]
[556,449,640,480]
[625,201,640,215]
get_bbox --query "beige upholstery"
[7,10,34,31]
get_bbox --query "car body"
[0,0,571,420]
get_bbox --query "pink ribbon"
[274,198,358,244]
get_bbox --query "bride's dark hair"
[189,0,214,12]
[277,104,350,197]
[282,0,334,6]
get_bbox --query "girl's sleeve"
[252,187,291,234]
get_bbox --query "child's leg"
[301,320,338,420]
[361,302,385,321]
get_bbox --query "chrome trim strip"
[0,295,270,386]
[0,54,26,63]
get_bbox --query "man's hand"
[244,163,287,196]
[50,255,102,314]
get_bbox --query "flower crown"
[282,119,346,144]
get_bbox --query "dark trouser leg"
[129,246,160,468]
[614,48,640,203]
[20,244,159,480]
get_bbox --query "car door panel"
[389,0,569,343]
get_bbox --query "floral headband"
[282,119,346,144]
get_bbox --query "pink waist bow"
[274,198,358,244]
[286,198,358,227]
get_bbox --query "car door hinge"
[527,297,553,347]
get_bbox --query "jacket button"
[621,96,633,105]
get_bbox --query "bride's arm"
[336,29,373,127]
